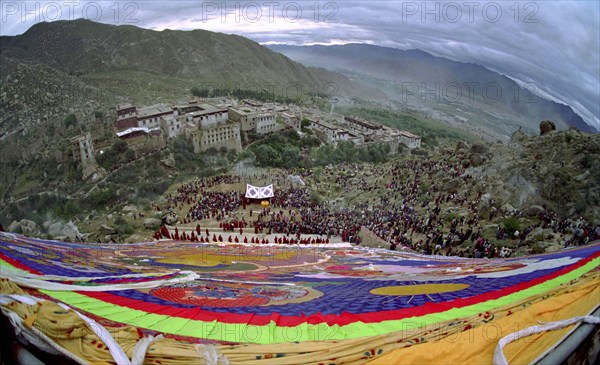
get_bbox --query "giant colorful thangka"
[1,231,599,364]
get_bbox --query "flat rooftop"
[138,104,172,118]
[398,130,420,139]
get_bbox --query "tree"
[254,144,279,166]
[205,147,218,155]
[311,144,335,166]
[111,139,128,154]
[363,143,390,163]
[225,149,238,162]
[237,150,256,164]
[336,141,358,163]
[124,149,136,162]
[191,86,209,97]
[301,135,321,149]
[280,146,300,168]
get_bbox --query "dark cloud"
[1,0,597,130]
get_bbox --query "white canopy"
[245,184,274,199]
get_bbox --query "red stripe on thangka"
[0,252,43,275]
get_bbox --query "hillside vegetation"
[0,19,361,131]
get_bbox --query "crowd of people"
[152,160,599,258]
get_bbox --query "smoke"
[233,159,259,177]
[287,174,305,187]
[517,178,538,207]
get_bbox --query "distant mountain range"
[269,44,594,134]
[0,20,593,141]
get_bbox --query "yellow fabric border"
[366,271,600,364]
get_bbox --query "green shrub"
[87,187,118,208]
[503,217,521,237]
[531,244,545,254]
[114,216,134,236]
[63,114,78,128]
[445,212,459,222]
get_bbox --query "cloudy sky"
[1,0,598,130]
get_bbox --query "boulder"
[450,234,462,246]
[501,203,515,213]
[48,222,64,237]
[443,178,462,192]
[161,153,176,168]
[161,212,178,225]
[8,220,20,233]
[455,141,468,152]
[82,164,106,182]
[470,142,488,154]
[143,218,161,230]
[480,193,493,204]
[532,227,545,237]
[525,227,544,244]
[469,154,483,167]
[539,120,556,135]
[99,225,117,235]
[479,200,491,214]
[19,219,39,236]
[61,222,82,241]
[122,205,138,213]
[524,205,545,217]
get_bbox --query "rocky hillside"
[0,55,116,136]
[460,126,600,224]
[1,21,358,95]
[1,20,342,83]
[0,20,376,138]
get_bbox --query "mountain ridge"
[1,20,394,139]
[269,43,594,133]
[0,20,366,101]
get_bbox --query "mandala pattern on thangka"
[0,232,598,344]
